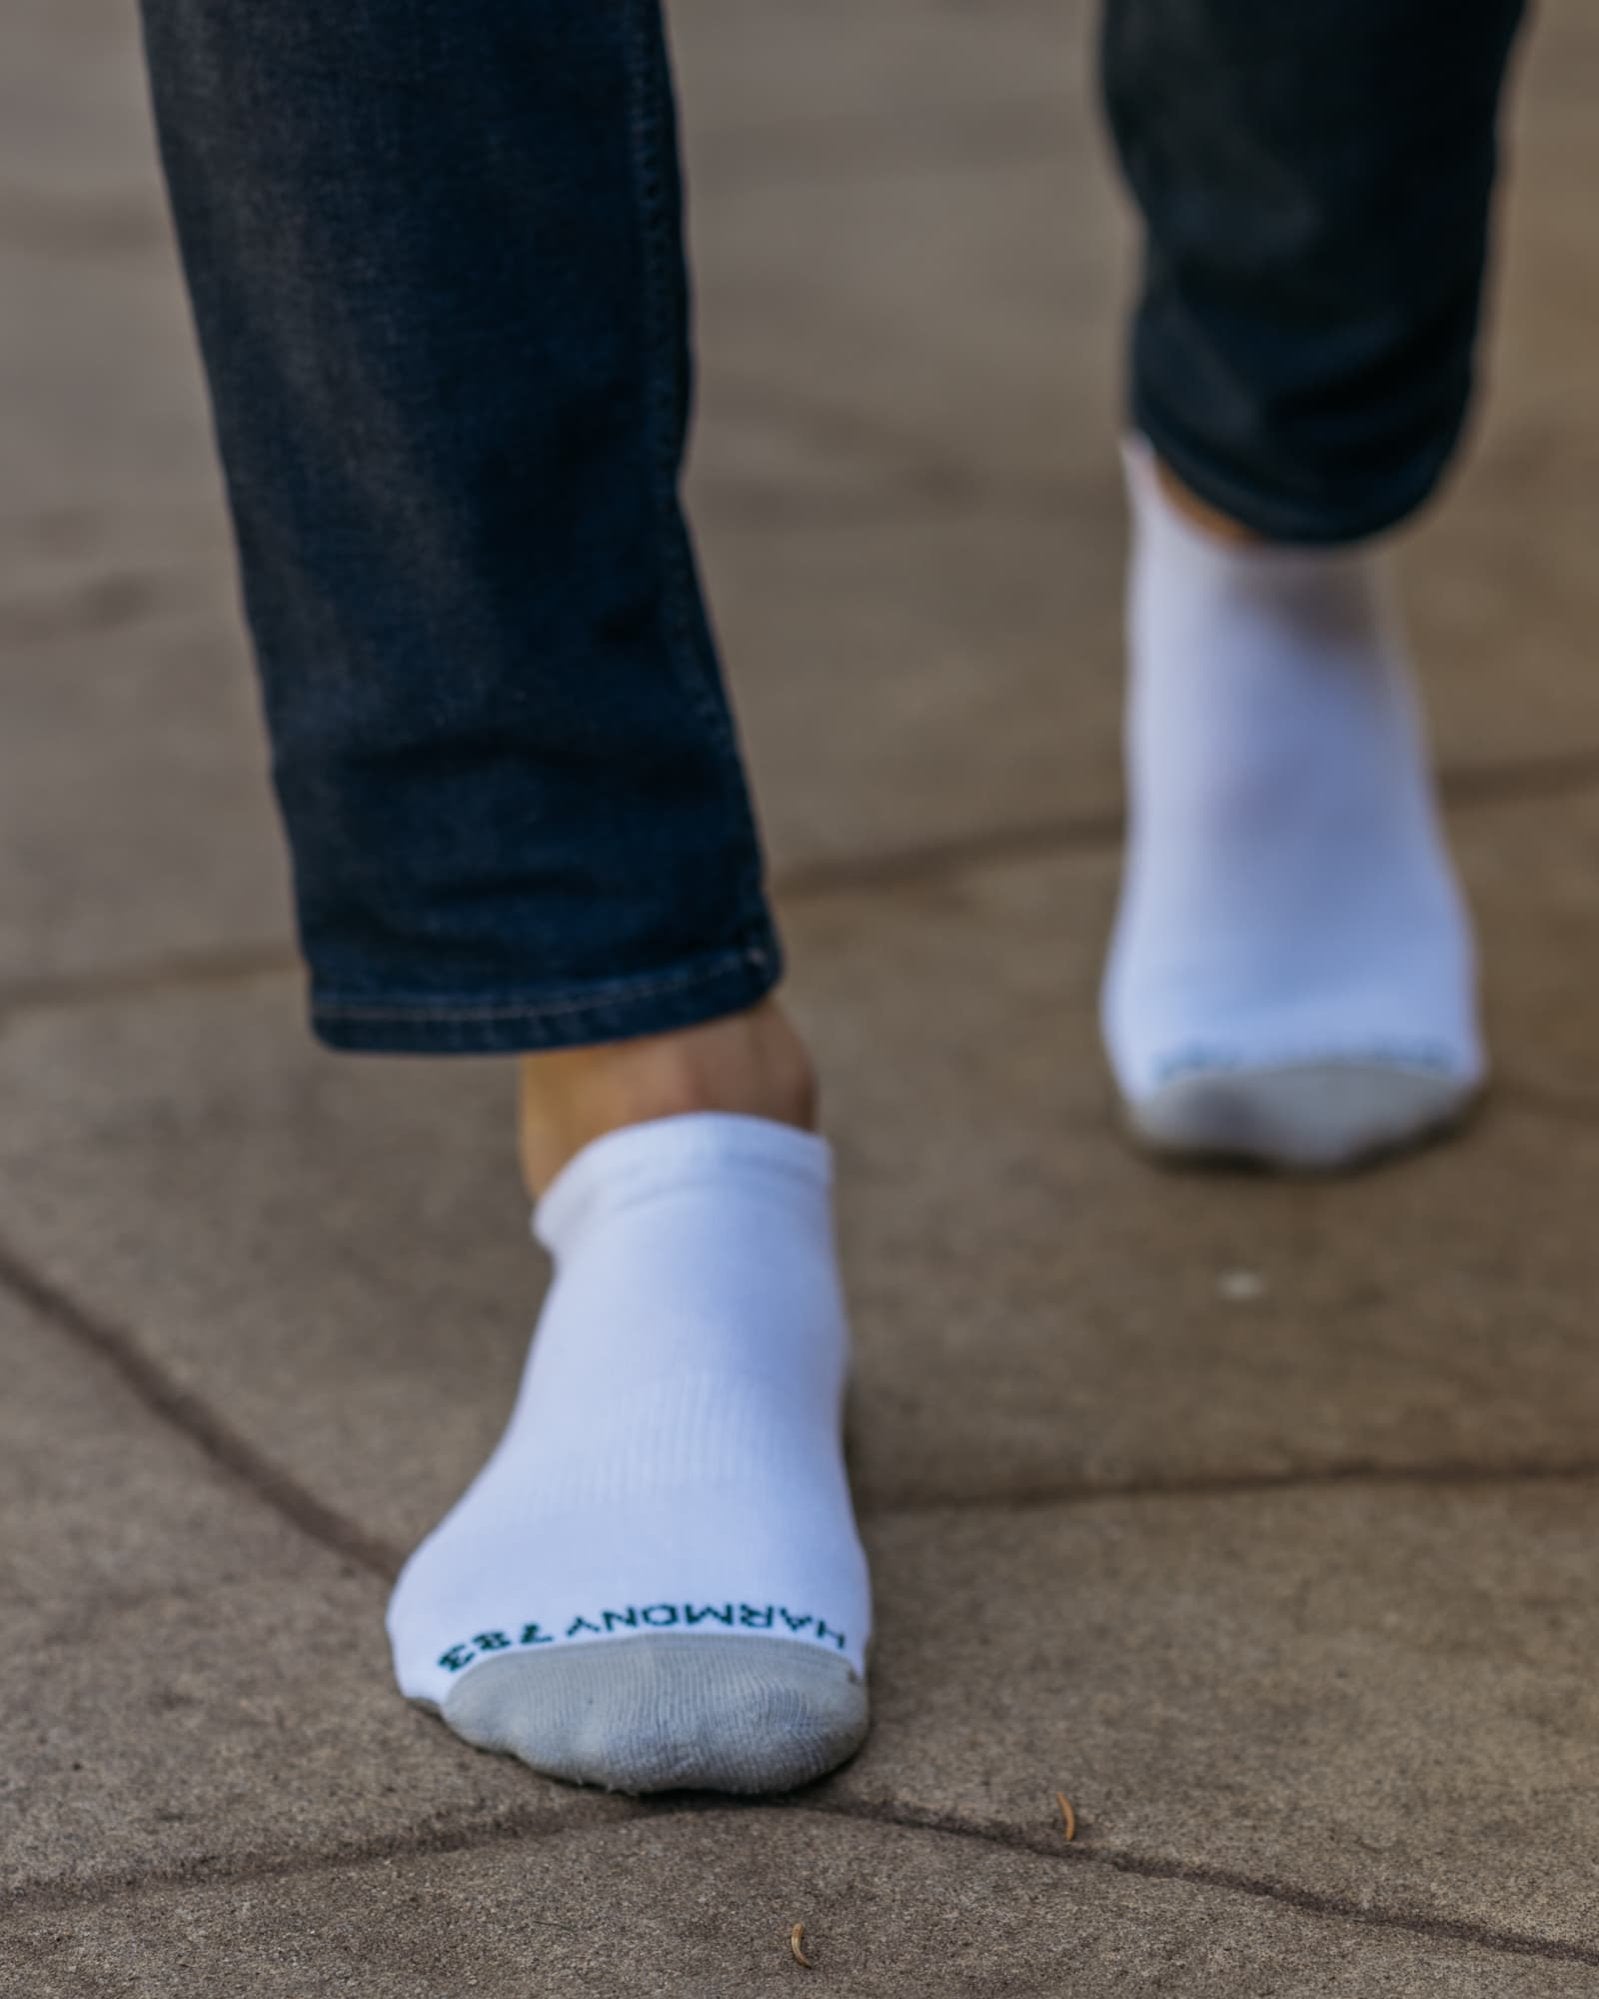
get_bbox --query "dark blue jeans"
[138,0,1527,1055]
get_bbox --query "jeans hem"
[309,934,783,1055]
[1131,397,1454,548]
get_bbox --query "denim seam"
[312,947,769,1022]
[623,0,770,931]
[624,0,728,755]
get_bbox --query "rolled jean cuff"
[309,927,784,1056]
[1130,393,1462,549]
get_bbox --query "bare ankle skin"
[1154,458,1261,544]
[517,998,818,1198]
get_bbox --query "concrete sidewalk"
[6,1,1599,1990]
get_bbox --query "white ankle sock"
[387,1112,871,1794]
[1101,441,1484,1168]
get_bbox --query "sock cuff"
[533,1112,833,1256]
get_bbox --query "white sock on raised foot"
[1101,440,1485,1170]
[387,1112,871,1794]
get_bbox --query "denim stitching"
[625,0,725,751]
[623,0,772,932]
[313,947,770,1022]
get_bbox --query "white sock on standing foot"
[387,1112,871,1794]
[1101,440,1485,1170]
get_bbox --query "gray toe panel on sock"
[440,1633,869,1796]
[1129,1063,1479,1172]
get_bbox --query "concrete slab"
[0,607,293,992]
[674,0,1074,165]
[6,1808,1591,1998]
[0,1284,623,1899]
[707,497,1124,879]
[10,1208,1599,1952]
[0,0,224,583]
[836,1480,1599,1953]
[0,790,1596,1552]
[689,135,1120,499]
[1,0,170,225]
[1,1281,298,1633]
[0,984,531,1555]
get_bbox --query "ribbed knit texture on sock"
[387,1112,871,1792]
[1101,441,1484,1166]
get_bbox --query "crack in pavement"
[1,1802,613,1918]
[4,1218,1599,1611]
[7,736,1599,1028]
[9,1790,1599,1976]
[865,1449,1599,1519]
[0,1229,401,1583]
[796,1797,1599,1971]
[6,1224,1599,1968]
[775,741,1599,904]
[0,939,299,1020]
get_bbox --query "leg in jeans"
[1099,0,1527,1168]
[138,0,869,1792]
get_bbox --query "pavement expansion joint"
[0,939,299,1024]
[867,1451,1599,1519]
[6,1801,623,1919]
[0,1227,400,1580]
[5,1195,1598,1606]
[1494,1074,1599,1128]
[795,1797,1599,1972]
[695,478,1072,533]
[1439,745,1599,812]
[23,1789,1592,1974]
[7,742,1599,1030]
[696,102,1065,191]
[775,805,1125,903]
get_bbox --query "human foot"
[387,1112,871,1793]
[1101,442,1485,1171]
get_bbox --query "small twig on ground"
[789,1921,814,1968]
[1055,1791,1077,1842]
